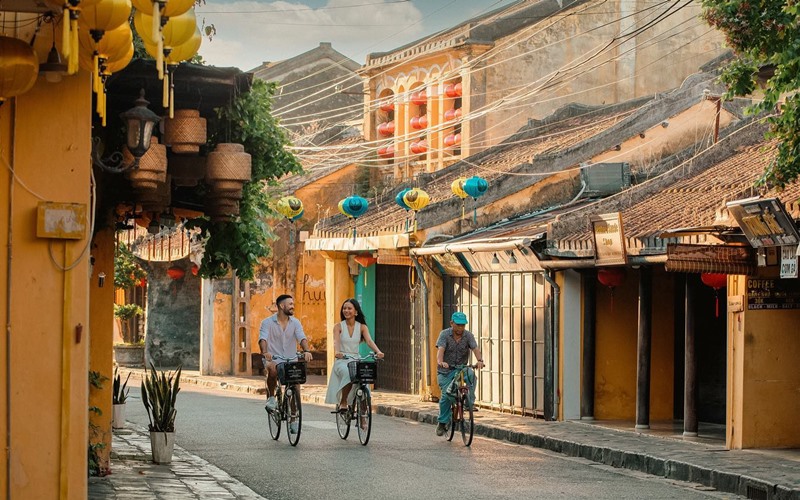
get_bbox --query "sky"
[194,0,518,71]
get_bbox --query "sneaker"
[435,423,448,436]
[289,421,299,434]
[265,396,277,412]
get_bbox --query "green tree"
[186,78,302,280]
[702,0,800,186]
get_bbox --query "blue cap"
[451,312,468,325]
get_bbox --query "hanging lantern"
[395,188,411,211]
[410,116,420,130]
[137,276,147,287]
[378,145,394,159]
[418,115,428,128]
[410,140,428,155]
[454,82,463,97]
[597,267,626,312]
[411,90,427,106]
[166,265,185,280]
[277,196,304,221]
[444,134,457,147]
[403,188,430,212]
[455,108,463,119]
[191,263,199,276]
[206,143,252,196]
[463,176,488,200]
[338,199,351,218]
[701,273,727,318]
[453,133,462,145]
[0,36,39,104]
[163,109,207,154]
[445,82,462,98]
[79,0,132,35]
[340,196,369,241]
[291,209,304,222]
[378,121,394,137]
[379,101,394,112]
[451,178,468,199]
[444,108,457,121]
[124,136,167,191]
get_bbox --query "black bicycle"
[333,353,379,445]
[266,353,307,446]
[446,364,477,446]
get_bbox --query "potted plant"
[114,303,145,367]
[141,363,182,464]
[111,367,131,430]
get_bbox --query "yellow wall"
[212,290,232,373]
[425,265,444,399]
[89,228,116,472]
[0,74,92,498]
[322,252,354,376]
[728,275,800,449]
[594,268,674,420]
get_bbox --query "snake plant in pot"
[141,363,182,464]
[111,367,131,430]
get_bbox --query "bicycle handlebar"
[342,352,382,361]
[271,352,306,362]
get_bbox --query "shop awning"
[664,243,756,274]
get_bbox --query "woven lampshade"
[163,109,207,154]
[124,136,167,190]
[206,143,251,183]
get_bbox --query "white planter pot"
[112,404,126,429]
[149,431,176,464]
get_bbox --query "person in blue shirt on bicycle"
[434,312,484,436]
[259,294,313,431]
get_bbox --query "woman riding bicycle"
[259,294,313,434]
[435,312,484,437]
[325,298,384,416]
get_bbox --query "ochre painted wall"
[594,268,674,421]
[212,288,233,373]
[0,74,92,498]
[322,252,354,376]
[728,275,800,449]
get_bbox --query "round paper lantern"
[411,90,427,106]
[463,176,488,200]
[277,196,304,220]
[453,133,462,145]
[403,188,430,212]
[410,140,427,154]
[395,188,411,211]
[132,0,193,18]
[418,115,428,128]
[338,199,351,218]
[79,0,132,34]
[445,83,462,98]
[342,196,369,218]
[167,265,185,280]
[291,209,304,222]
[385,120,395,135]
[701,273,727,317]
[378,146,394,159]
[451,178,467,199]
[454,82,462,96]
[0,36,38,103]
[410,116,420,130]
[444,108,457,121]
[597,268,626,288]
[444,134,457,147]
[455,108,463,119]
[379,101,394,112]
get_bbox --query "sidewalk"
[101,368,800,500]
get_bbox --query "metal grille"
[444,271,545,416]
[374,265,413,393]
[411,286,426,391]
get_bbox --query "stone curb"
[120,369,799,500]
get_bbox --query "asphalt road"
[125,386,741,500]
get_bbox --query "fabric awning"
[665,243,756,274]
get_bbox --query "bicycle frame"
[267,353,305,446]
[446,364,475,446]
[334,352,379,445]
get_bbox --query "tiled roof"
[279,135,365,193]
[313,109,634,236]
[552,139,800,254]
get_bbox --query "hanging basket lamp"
[163,109,207,154]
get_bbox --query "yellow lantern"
[0,36,39,104]
[403,188,430,212]
[143,27,201,116]
[134,8,196,79]
[103,43,134,74]
[166,28,201,64]
[79,0,132,34]
[451,177,468,199]
[131,0,194,47]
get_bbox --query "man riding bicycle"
[259,294,313,433]
[435,311,484,436]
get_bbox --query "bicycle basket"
[277,361,306,385]
[348,361,377,383]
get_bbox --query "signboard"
[36,202,87,240]
[747,278,800,310]
[727,197,800,248]
[780,245,799,279]
[590,212,627,266]
[665,243,755,274]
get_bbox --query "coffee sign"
[590,212,627,266]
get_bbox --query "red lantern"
[410,140,427,154]
[379,101,394,112]
[418,115,428,128]
[701,273,727,317]
[597,267,626,311]
[137,277,147,288]
[455,108,462,119]
[167,265,185,280]
[444,134,456,147]
[410,116,420,129]
[385,120,395,135]
[445,83,459,98]
[377,122,387,136]
[454,82,462,97]
[411,90,427,106]
[453,133,462,145]
[444,108,457,121]
[191,264,199,276]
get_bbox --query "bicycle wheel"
[335,405,351,440]
[446,401,457,441]
[356,387,372,446]
[460,394,474,446]
[267,390,281,441]
[286,386,302,446]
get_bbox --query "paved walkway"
[92,368,800,500]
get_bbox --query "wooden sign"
[590,212,627,266]
[727,197,800,248]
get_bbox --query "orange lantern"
[444,108,457,121]
[167,265,185,280]
[445,82,462,98]
[444,134,457,147]
[411,90,427,106]
[379,101,394,112]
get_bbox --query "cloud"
[196,0,425,71]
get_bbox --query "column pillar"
[684,274,698,436]
[581,270,596,419]
[635,267,652,429]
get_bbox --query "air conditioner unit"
[580,162,631,197]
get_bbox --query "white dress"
[324,320,362,405]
